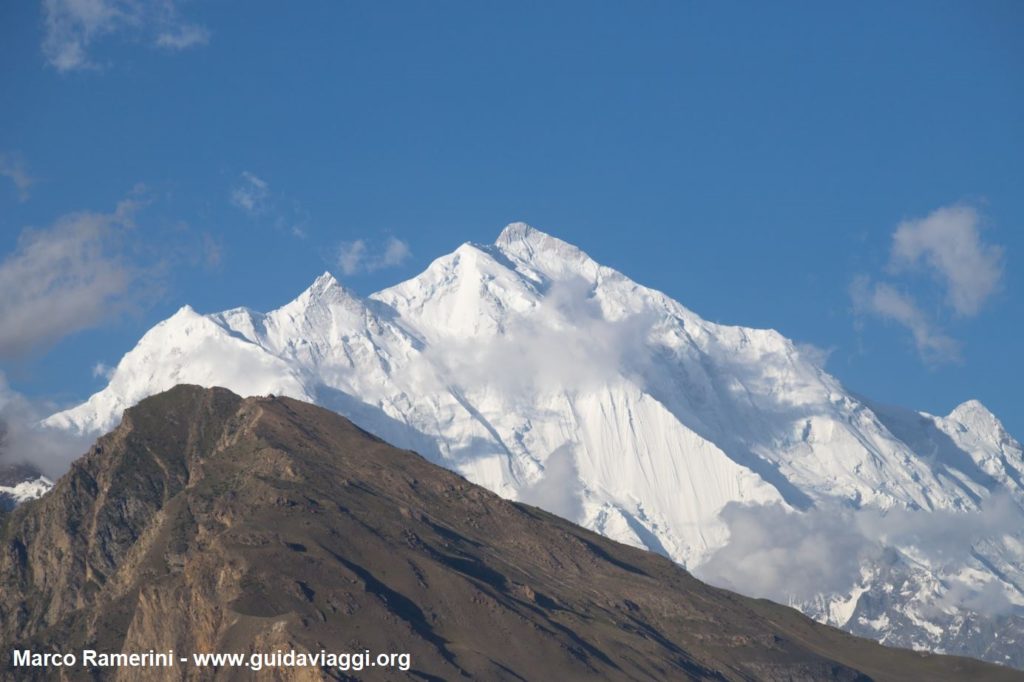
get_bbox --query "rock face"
[3,386,1020,681]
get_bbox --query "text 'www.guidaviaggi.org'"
[12,648,412,672]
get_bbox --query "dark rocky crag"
[1,386,1020,681]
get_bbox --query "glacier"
[44,223,1024,666]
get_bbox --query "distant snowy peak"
[931,399,1024,494]
[495,221,541,246]
[947,399,1007,434]
[0,477,52,511]
[495,221,600,276]
[286,270,367,315]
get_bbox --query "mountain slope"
[6,386,1021,681]
[43,223,1024,665]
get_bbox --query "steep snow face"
[44,223,1024,665]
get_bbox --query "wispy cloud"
[794,342,835,368]
[229,171,311,239]
[154,22,209,50]
[91,362,114,380]
[850,276,960,364]
[42,0,209,72]
[0,194,142,358]
[199,231,222,268]
[336,240,367,275]
[890,204,1004,317]
[229,171,270,215]
[850,203,1004,364]
[336,237,411,275]
[0,153,35,201]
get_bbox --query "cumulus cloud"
[850,276,960,363]
[42,0,209,72]
[0,153,35,201]
[336,237,412,275]
[230,171,270,215]
[890,205,1004,317]
[697,503,871,602]
[849,203,1004,364]
[0,195,141,358]
[0,372,93,478]
[422,278,654,398]
[519,444,585,522]
[696,496,1024,615]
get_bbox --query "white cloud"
[92,362,114,379]
[794,342,835,368]
[41,0,209,72]
[697,503,872,602]
[850,276,960,363]
[421,278,654,398]
[336,237,412,276]
[200,231,221,268]
[696,495,1024,615]
[890,204,1004,316]
[381,236,412,268]
[231,173,312,240]
[337,239,368,275]
[0,372,94,478]
[42,0,126,71]
[518,444,585,522]
[0,195,141,358]
[230,171,270,215]
[849,203,1005,364]
[155,22,209,50]
[0,153,35,201]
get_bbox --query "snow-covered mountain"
[45,223,1024,666]
[0,476,51,511]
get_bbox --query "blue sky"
[1,1,1022,435]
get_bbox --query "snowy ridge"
[0,476,53,511]
[45,223,1024,665]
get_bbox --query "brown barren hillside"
[2,385,1020,681]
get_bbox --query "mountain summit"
[6,386,1020,681]
[43,224,1024,665]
